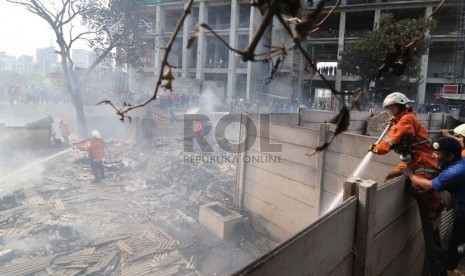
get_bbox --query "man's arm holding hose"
[72,139,91,149]
[369,116,415,154]
[400,167,433,190]
[368,122,394,154]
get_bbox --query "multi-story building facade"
[72,49,96,69]
[0,53,33,74]
[16,55,34,75]
[135,0,462,109]
[36,46,58,75]
[0,52,17,72]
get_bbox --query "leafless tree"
[7,0,150,137]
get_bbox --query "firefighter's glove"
[368,144,378,153]
[385,116,396,125]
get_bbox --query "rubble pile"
[366,111,390,137]
[118,139,238,212]
[0,138,276,275]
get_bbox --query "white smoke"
[199,87,222,114]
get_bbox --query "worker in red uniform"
[194,119,202,138]
[58,120,71,145]
[368,92,442,219]
[78,129,105,182]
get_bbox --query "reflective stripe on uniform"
[386,138,394,147]
[413,167,437,174]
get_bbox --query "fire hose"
[352,123,392,177]
[71,138,92,149]
[362,123,446,274]
[427,129,454,134]
[375,122,393,145]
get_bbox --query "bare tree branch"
[242,1,277,61]
[275,12,345,104]
[199,23,245,56]
[100,0,195,121]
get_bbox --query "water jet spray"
[0,147,74,197]
[321,123,392,216]
[353,123,392,177]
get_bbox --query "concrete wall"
[250,110,373,132]
[0,104,131,139]
[131,118,185,140]
[233,177,425,276]
[0,126,50,154]
[235,118,323,240]
[371,178,424,275]
[122,110,441,243]
[320,131,399,214]
[236,116,399,241]
[232,196,358,276]
[300,110,373,134]
[300,110,459,136]
[268,113,299,125]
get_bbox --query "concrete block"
[199,201,243,240]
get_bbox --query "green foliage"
[339,13,432,93]
[80,0,153,69]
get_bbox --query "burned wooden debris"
[0,138,276,275]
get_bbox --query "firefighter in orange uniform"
[79,129,105,182]
[193,119,202,138]
[58,120,71,145]
[368,92,442,218]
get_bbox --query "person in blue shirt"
[401,137,465,271]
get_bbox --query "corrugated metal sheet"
[440,208,456,248]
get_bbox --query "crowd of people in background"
[316,66,338,76]
[0,85,71,105]
[1,84,461,115]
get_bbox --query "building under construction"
[131,0,463,110]
[1,0,465,275]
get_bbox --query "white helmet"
[383,92,413,108]
[454,124,465,137]
[91,129,101,138]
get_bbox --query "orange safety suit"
[79,137,105,181]
[59,121,70,144]
[59,122,70,136]
[194,120,202,138]
[79,138,105,162]
[373,108,442,215]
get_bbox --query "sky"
[0,1,56,58]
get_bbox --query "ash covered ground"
[0,138,277,276]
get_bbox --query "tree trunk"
[72,91,88,138]
[363,80,371,106]
[62,59,88,138]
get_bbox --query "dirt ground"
[0,139,277,275]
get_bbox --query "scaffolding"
[453,0,465,90]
